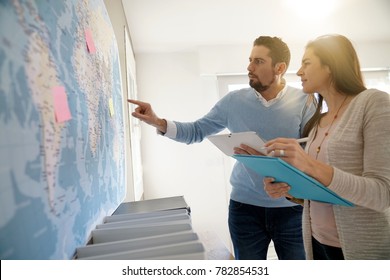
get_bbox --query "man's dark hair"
[253,36,290,69]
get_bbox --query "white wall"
[135,52,232,249]
[135,40,390,252]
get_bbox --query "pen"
[297,137,309,143]
[258,137,309,151]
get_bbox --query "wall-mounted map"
[0,0,125,259]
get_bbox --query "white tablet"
[207,131,266,156]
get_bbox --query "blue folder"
[233,155,354,207]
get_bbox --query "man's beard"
[249,74,276,93]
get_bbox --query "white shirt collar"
[254,82,287,107]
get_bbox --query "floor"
[267,241,278,260]
[199,230,278,260]
[198,231,234,260]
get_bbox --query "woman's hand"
[264,137,312,173]
[265,137,334,188]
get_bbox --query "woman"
[241,34,390,259]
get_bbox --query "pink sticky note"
[85,29,96,53]
[53,86,72,123]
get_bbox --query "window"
[219,68,390,113]
[220,68,390,94]
[363,68,390,93]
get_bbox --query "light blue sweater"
[168,86,315,207]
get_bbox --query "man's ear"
[275,62,287,75]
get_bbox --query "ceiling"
[122,0,390,54]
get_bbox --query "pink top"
[306,121,341,248]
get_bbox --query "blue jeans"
[228,199,305,260]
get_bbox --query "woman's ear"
[323,64,331,74]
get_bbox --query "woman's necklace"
[313,96,348,159]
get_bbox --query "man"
[128,36,315,259]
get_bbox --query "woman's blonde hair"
[302,34,367,137]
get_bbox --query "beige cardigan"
[303,89,390,259]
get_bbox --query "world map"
[0,0,125,259]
